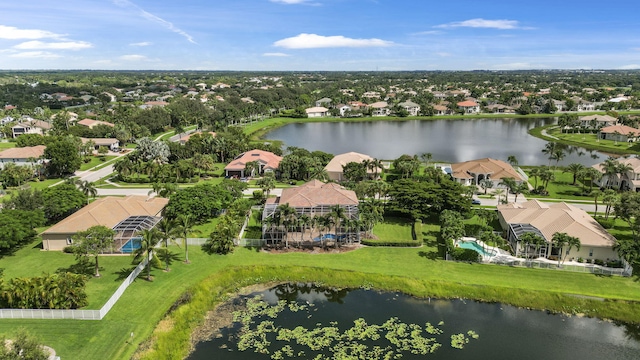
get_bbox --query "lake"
[263,118,606,166]
[187,284,640,360]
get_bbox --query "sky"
[1,0,639,71]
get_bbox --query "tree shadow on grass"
[114,266,138,281]
[56,259,94,276]
[418,250,439,260]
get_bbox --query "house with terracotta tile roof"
[433,104,451,115]
[224,149,282,178]
[41,196,168,251]
[579,114,617,128]
[324,152,381,181]
[77,118,115,129]
[11,120,51,138]
[598,124,640,142]
[457,100,480,114]
[592,157,640,191]
[0,145,46,170]
[80,138,120,151]
[451,158,524,187]
[498,200,619,262]
[305,106,329,118]
[262,180,360,244]
[398,100,421,116]
[368,101,390,116]
[178,131,216,145]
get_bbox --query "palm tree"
[616,162,633,190]
[176,214,195,264]
[133,228,162,281]
[590,189,602,216]
[564,163,585,185]
[551,148,566,169]
[602,189,618,220]
[542,142,557,168]
[539,169,555,191]
[491,189,506,204]
[529,167,542,190]
[277,203,298,248]
[257,173,276,198]
[601,157,619,189]
[329,205,347,242]
[370,158,384,179]
[584,167,602,192]
[519,232,546,260]
[156,217,178,271]
[507,155,518,167]
[76,180,98,205]
[552,232,580,266]
[298,214,310,241]
[512,182,529,203]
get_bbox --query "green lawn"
[371,217,414,241]
[0,141,16,149]
[526,168,598,201]
[0,239,135,308]
[2,240,640,359]
[79,156,117,171]
[189,218,220,238]
[549,129,640,155]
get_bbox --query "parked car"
[471,199,481,205]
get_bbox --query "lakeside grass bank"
[529,124,640,155]
[2,242,640,359]
[138,265,640,360]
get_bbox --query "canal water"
[264,118,606,166]
[187,284,640,360]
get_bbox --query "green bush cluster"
[450,248,481,262]
[361,239,421,247]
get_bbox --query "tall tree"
[564,163,585,185]
[133,228,161,281]
[176,214,195,264]
[76,180,97,204]
[552,232,581,266]
[71,225,115,277]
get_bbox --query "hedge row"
[361,239,421,247]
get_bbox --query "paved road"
[75,165,115,183]
[473,193,597,213]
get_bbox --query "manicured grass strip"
[3,245,640,359]
[362,239,421,247]
[139,265,640,360]
[79,156,117,171]
[0,142,16,149]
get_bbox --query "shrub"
[594,259,605,266]
[450,248,481,262]
[62,246,75,254]
[606,260,623,268]
[595,217,615,229]
[577,257,584,263]
[361,239,421,247]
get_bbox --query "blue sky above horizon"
[1,0,639,71]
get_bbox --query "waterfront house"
[315,98,332,108]
[451,158,524,187]
[398,100,421,116]
[224,149,282,178]
[592,157,640,191]
[77,118,115,129]
[369,101,390,116]
[457,100,480,114]
[498,200,619,262]
[324,152,381,181]
[578,114,618,129]
[305,106,329,118]
[598,124,640,142]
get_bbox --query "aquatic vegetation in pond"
[232,296,479,359]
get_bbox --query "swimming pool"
[120,237,142,253]
[458,240,497,257]
[313,233,337,241]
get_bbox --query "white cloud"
[491,62,548,70]
[274,33,393,49]
[436,52,451,57]
[9,51,61,59]
[113,0,196,44]
[0,25,65,40]
[435,18,522,30]
[618,64,640,69]
[13,40,93,50]
[119,54,147,61]
[263,52,290,57]
[412,30,443,36]
[130,41,152,46]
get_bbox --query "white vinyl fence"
[0,244,156,320]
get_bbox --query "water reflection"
[264,118,606,166]
[188,285,640,360]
